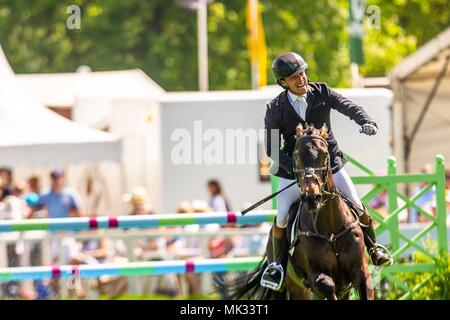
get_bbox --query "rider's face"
[282,71,308,95]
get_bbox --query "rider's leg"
[261,177,300,291]
[276,177,301,228]
[332,168,392,266]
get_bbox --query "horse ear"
[296,123,304,138]
[320,123,329,139]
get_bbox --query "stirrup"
[260,262,284,291]
[369,243,393,266]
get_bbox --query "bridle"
[293,134,334,200]
[293,133,360,245]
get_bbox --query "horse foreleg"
[311,273,337,300]
[285,274,312,300]
[354,262,374,300]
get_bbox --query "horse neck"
[316,171,351,233]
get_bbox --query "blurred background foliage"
[0,0,448,90]
[384,245,450,300]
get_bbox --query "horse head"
[293,123,331,212]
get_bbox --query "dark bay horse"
[232,123,373,300]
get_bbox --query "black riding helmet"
[272,52,308,88]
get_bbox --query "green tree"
[0,0,448,90]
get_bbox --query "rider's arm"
[328,87,378,128]
[264,103,294,175]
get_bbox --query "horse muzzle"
[301,193,322,211]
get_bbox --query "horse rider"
[261,52,392,291]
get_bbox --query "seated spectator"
[123,186,154,215]
[68,236,128,299]
[123,187,179,297]
[173,201,202,296]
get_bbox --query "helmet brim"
[286,64,308,78]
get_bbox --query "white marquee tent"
[390,27,450,173]
[0,45,122,167]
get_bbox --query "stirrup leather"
[260,262,285,291]
[369,243,393,266]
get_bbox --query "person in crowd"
[0,182,35,299]
[22,175,41,208]
[123,186,154,215]
[174,201,202,296]
[30,169,83,219]
[205,180,234,298]
[28,169,84,297]
[124,187,179,297]
[0,167,13,200]
[68,236,128,299]
[410,164,436,223]
[207,179,231,212]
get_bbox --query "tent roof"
[16,69,165,107]
[160,85,392,103]
[0,45,122,167]
[390,27,450,81]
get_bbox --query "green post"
[434,155,448,253]
[271,174,279,210]
[387,156,400,251]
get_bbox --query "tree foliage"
[0,0,448,90]
[385,248,450,300]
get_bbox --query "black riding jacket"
[264,82,377,179]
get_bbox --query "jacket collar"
[282,83,322,121]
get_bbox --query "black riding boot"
[360,208,393,266]
[260,226,288,291]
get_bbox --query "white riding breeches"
[276,167,363,228]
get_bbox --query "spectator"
[22,175,43,272]
[30,169,83,219]
[123,186,154,215]
[0,167,13,200]
[0,182,30,220]
[369,189,387,215]
[207,179,231,212]
[123,187,161,258]
[205,180,234,299]
[410,164,436,223]
[123,187,179,297]
[28,169,84,297]
[22,175,41,207]
[174,201,202,296]
[68,236,128,299]
[0,182,35,299]
[177,201,204,250]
